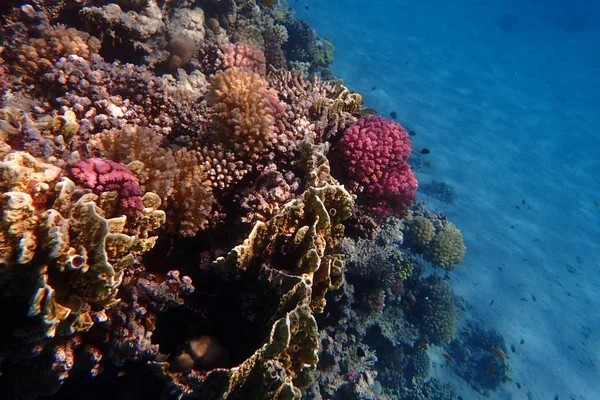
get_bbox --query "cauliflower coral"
[334,116,418,219]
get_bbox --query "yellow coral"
[424,222,467,270]
[410,216,435,246]
[214,139,353,313]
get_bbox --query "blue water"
[293,0,600,398]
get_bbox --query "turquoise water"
[293,0,600,398]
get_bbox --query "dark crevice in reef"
[153,272,281,368]
[38,361,165,400]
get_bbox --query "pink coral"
[220,43,267,75]
[70,158,143,217]
[335,116,418,219]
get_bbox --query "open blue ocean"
[293,0,600,398]
[0,0,598,399]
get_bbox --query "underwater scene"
[0,0,598,399]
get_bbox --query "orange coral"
[209,67,285,160]
[12,24,101,86]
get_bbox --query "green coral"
[412,275,459,345]
[316,37,334,67]
[424,222,466,270]
[410,216,435,246]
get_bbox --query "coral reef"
[0,1,490,399]
[445,321,512,396]
[69,158,144,217]
[209,67,285,160]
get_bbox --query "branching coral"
[334,116,418,220]
[89,126,218,236]
[69,158,144,217]
[221,42,267,75]
[209,67,285,160]
[8,22,101,89]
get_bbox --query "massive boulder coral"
[423,222,467,270]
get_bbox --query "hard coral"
[423,222,466,270]
[9,23,101,89]
[334,116,418,220]
[69,158,143,217]
[221,42,267,75]
[209,67,285,160]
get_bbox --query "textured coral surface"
[0,2,477,399]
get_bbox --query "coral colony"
[0,1,507,399]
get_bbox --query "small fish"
[442,353,453,361]
[423,161,431,167]
[487,361,497,378]
[595,200,600,207]
[554,395,559,400]
[360,107,378,116]
[117,371,127,377]
[516,382,522,389]
[511,344,516,353]
[371,86,376,91]
[390,111,397,119]
[420,148,430,154]
[510,225,515,229]
[492,347,506,360]
[515,205,520,209]
[305,4,309,10]
[408,130,416,136]
[144,316,155,331]
[520,339,525,345]
[420,342,429,350]
[532,294,537,302]
[489,299,495,306]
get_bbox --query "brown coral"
[9,24,101,89]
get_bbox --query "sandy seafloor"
[293,0,600,399]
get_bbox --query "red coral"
[335,116,418,219]
[70,158,143,217]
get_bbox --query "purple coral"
[70,158,143,217]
